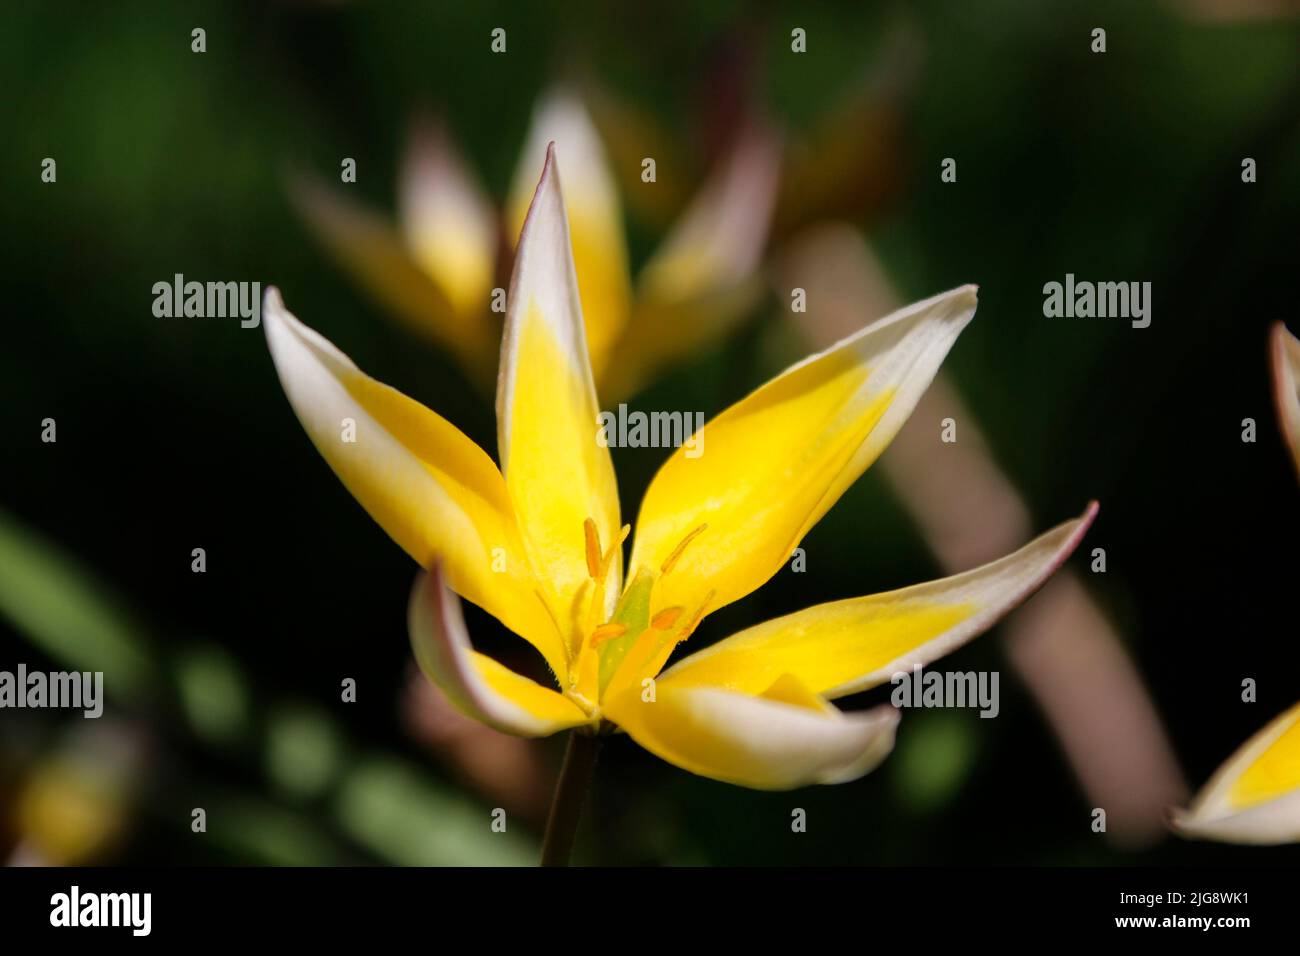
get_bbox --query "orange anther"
[651,606,685,630]
[589,622,628,647]
[583,518,602,580]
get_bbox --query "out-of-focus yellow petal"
[507,89,632,378]
[287,175,496,382]
[1270,322,1300,479]
[1173,702,1300,845]
[408,566,594,737]
[599,122,782,401]
[497,148,622,659]
[636,121,781,308]
[263,290,566,677]
[397,115,498,325]
[626,285,978,625]
[658,505,1096,699]
[603,677,898,790]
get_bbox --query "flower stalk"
[540,729,603,866]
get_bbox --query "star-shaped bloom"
[265,146,1094,790]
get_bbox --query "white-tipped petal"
[601,122,782,399]
[287,175,495,377]
[409,564,593,738]
[496,148,622,646]
[263,289,566,677]
[398,115,498,322]
[1173,703,1300,845]
[658,504,1097,700]
[507,89,632,376]
[627,285,979,624]
[604,679,898,790]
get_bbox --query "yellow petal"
[1172,702,1300,845]
[507,89,632,378]
[1271,322,1300,478]
[497,148,622,653]
[397,115,498,325]
[626,285,978,623]
[409,565,592,737]
[263,289,566,677]
[599,122,782,401]
[658,504,1096,698]
[603,678,898,790]
[286,174,496,382]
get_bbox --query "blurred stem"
[540,729,602,867]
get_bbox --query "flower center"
[580,521,715,701]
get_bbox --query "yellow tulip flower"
[265,145,1094,856]
[290,89,780,401]
[1172,327,1300,845]
[1173,702,1300,845]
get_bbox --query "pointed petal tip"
[1271,321,1300,379]
[952,282,979,313]
[263,285,284,314]
[1037,501,1098,581]
[538,141,559,186]
[261,288,292,349]
[1167,804,1193,834]
[898,284,977,335]
[517,142,564,240]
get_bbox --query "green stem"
[540,729,602,867]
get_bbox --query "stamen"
[660,523,708,575]
[598,524,632,580]
[677,589,716,644]
[535,588,563,635]
[650,606,685,630]
[535,588,576,669]
[589,622,628,647]
[583,518,602,580]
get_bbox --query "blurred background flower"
[293,87,782,401]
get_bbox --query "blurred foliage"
[890,711,979,815]
[0,511,157,702]
[2,0,1299,865]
